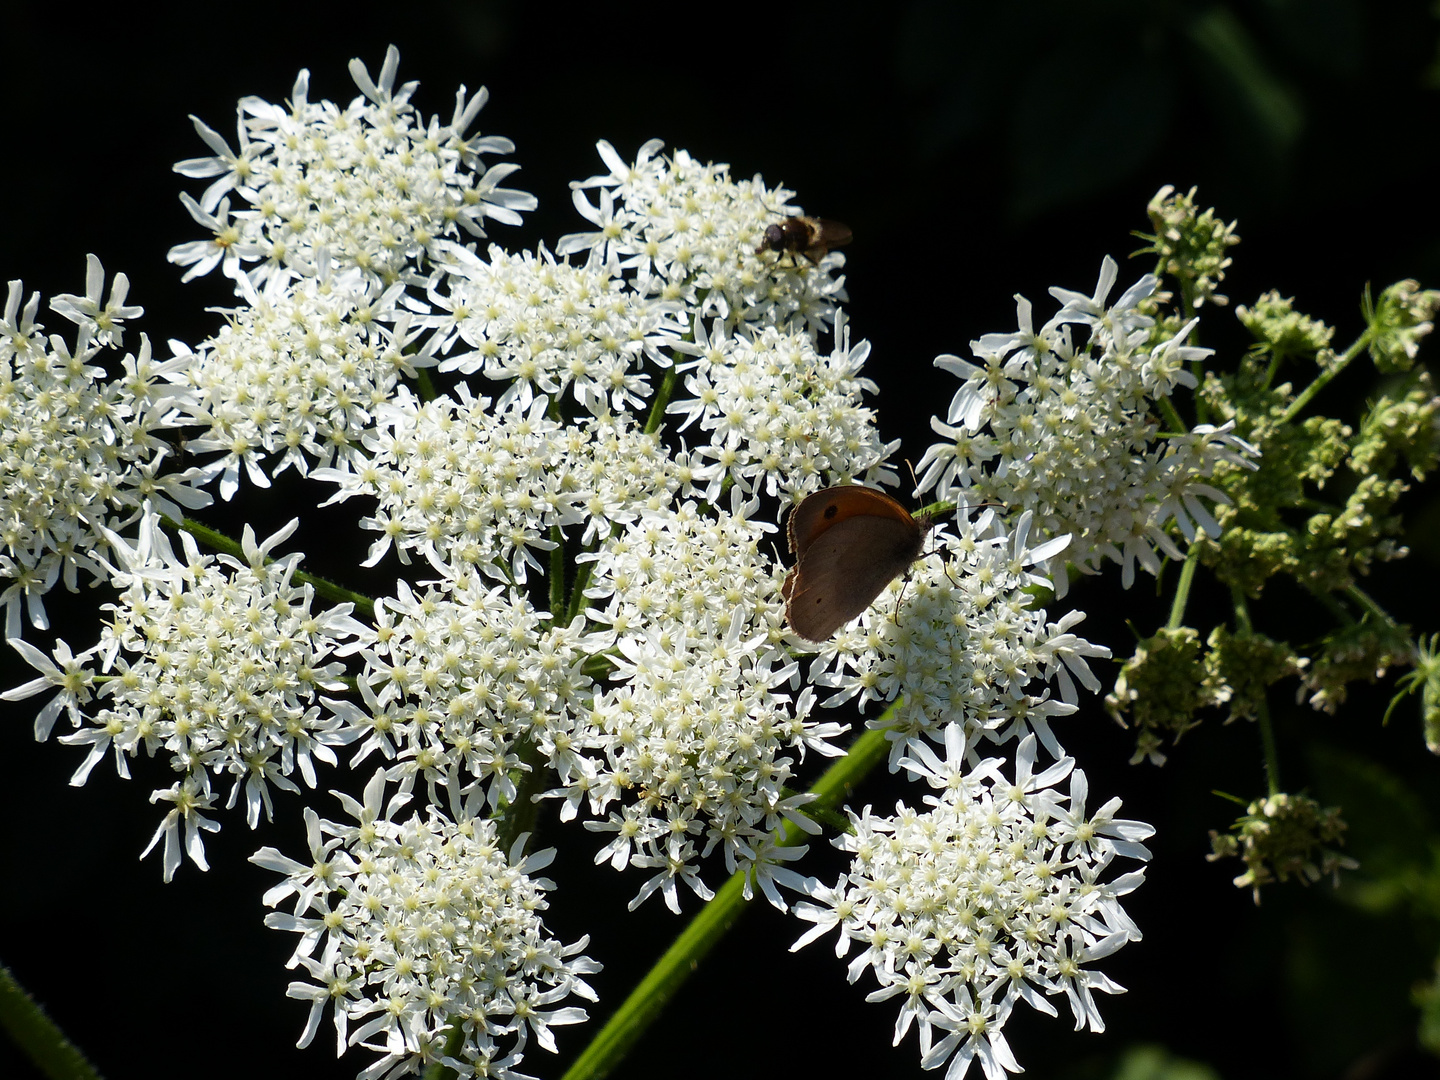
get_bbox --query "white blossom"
[0,270,206,637]
[789,730,1153,1080]
[572,503,838,911]
[916,257,1259,589]
[252,771,599,1080]
[558,140,847,333]
[7,510,369,878]
[168,45,534,297]
[424,242,686,415]
[314,391,678,579]
[808,510,1107,764]
[182,269,423,497]
[667,312,900,500]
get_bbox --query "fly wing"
[815,219,853,250]
[785,516,925,642]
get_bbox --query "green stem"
[642,367,680,436]
[1157,396,1188,438]
[1167,544,1200,631]
[1257,693,1281,798]
[1309,586,1355,627]
[0,962,104,1080]
[414,366,438,403]
[1345,582,1399,627]
[1231,589,1281,797]
[566,556,599,627]
[1278,329,1375,425]
[495,738,549,855]
[421,1025,467,1080]
[563,525,615,628]
[1262,348,1284,392]
[550,525,567,623]
[559,720,896,1080]
[164,515,376,619]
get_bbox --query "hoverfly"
[754,215,852,267]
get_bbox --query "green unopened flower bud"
[1367,279,1439,373]
[1107,627,1220,765]
[1138,185,1240,310]
[1207,792,1357,903]
[1302,618,1417,713]
[1351,372,1440,481]
[1203,625,1306,723]
[1236,290,1336,367]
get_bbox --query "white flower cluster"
[183,270,425,498]
[809,511,1109,766]
[0,261,207,637]
[667,314,901,501]
[330,572,607,814]
[790,729,1153,1080]
[252,771,599,1080]
[558,139,847,333]
[916,256,1257,588]
[5,512,369,879]
[575,503,845,911]
[2,47,1168,1080]
[169,46,534,296]
[316,394,679,577]
[425,243,686,415]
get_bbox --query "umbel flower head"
[0,261,208,637]
[789,727,1153,1080]
[1207,791,1357,903]
[2,47,1171,1080]
[6,511,370,880]
[252,770,599,1080]
[169,45,534,295]
[666,312,901,501]
[558,138,848,333]
[916,256,1258,589]
[325,567,609,818]
[808,509,1107,766]
[181,268,427,499]
[422,243,686,416]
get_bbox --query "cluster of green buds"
[1111,187,1439,903]
[1207,793,1357,904]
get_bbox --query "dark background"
[4,2,1440,1078]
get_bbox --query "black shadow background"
[3,2,1440,1079]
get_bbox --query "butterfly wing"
[785,515,926,642]
[787,486,913,556]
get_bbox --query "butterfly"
[782,485,935,642]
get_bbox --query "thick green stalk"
[559,721,895,1080]
[550,524,567,621]
[1345,582,1400,628]
[495,738,550,855]
[1157,396,1188,438]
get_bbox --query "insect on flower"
[755,215,852,267]
[782,484,934,641]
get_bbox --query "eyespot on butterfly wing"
[782,485,934,642]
